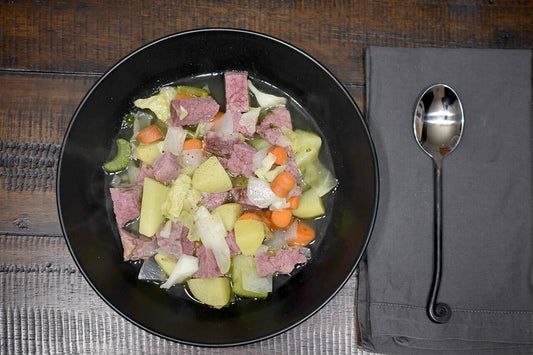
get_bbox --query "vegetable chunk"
[234,219,265,256]
[139,178,170,237]
[187,277,231,309]
[192,156,233,193]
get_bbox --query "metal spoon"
[413,84,464,324]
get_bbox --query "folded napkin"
[357,47,533,354]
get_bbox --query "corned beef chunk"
[256,106,293,146]
[225,71,249,112]
[225,231,241,257]
[181,233,195,256]
[119,228,158,261]
[231,187,260,210]
[255,249,307,277]
[137,162,154,185]
[152,151,181,184]
[110,184,143,226]
[204,131,242,157]
[155,222,191,258]
[201,191,229,212]
[227,143,256,177]
[169,96,219,126]
[193,245,223,278]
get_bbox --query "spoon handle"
[427,160,452,323]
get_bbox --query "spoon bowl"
[414,84,464,161]
[414,84,464,324]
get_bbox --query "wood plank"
[1,1,531,83]
[0,72,97,235]
[0,72,364,236]
[0,235,369,354]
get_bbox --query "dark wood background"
[1,1,531,353]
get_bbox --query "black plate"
[57,28,378,347]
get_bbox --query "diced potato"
[231,255,270,298]
[136,142,162,165]
[234,219,265,256]
[154,253,177,276]
[187,277,231,309]
[139,178,170,237]
[213,203,243,231]
[191,156,232,193]
[291,187,325,219]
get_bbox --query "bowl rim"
[56,27,380,347]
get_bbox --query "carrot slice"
[288,221,315,247]
[267,146,288,165]
[136,124,163,144]
[182,138,203,150]
[288,196,300,210]
[239,212,263,222]
[213,111,224,121]
[270,171,295,198]
[175,93,195,100]
[270,209,292,229]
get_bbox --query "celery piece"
[103,138,131,172]
[231,255,271,298]
[176,85,209,98]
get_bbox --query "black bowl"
[57,28,378,346]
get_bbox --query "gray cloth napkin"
[357,47,533,354]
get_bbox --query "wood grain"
[0,235,369,354]
[1,1,532,83]
[0,73,96,235]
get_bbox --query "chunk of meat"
[256,106,292,146]
[119,228,158,261]
[192,245,223,278]
[137,162,154,185]
[155,222,191,258]
[152,151,181,184]
[110,184,143,227]
[204,131,242,158]
[225,71,249,112]
[169,97,220,126]
[227,143,256,178]
[201,191,230,212]
[255,248,307,277]
[225,230,241,257]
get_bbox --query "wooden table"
[1,1,531,353]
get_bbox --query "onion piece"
[194,206,231,274]
[247,80,287,108]
[246,177,277,208]
[254,152,277,179]
[160,254,199,289]
[163,126,186,154]
[243,271,272,294]
[182,149,204,167]
[138,256,167,282]
[285,221,298,243]
[252,148,269,171]
[210,111,233,135]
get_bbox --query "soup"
[104,71,337,308]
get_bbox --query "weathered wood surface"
[1,0,532,353]
[0,235,362,354]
